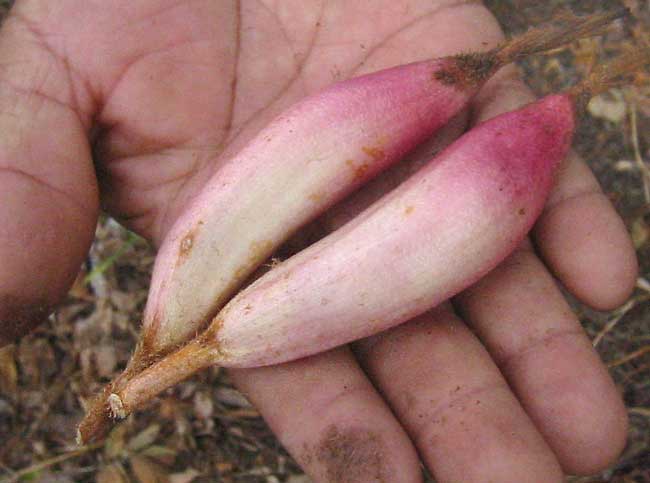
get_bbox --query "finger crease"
[6,12,92,128]
[0,165,91,217]
[223,2,324,148]
[99,38,216,119]
[349,0,483,76]
[411,379,507,442]
[495,328,586,373]
[317,383,378,420]
[0,78,81,124]
[542,188,604,215]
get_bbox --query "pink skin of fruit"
[128,9,623,368]
[209,94,575,367]
[141,58,482,357]
[109,93,575,417]
[79,10,630,444]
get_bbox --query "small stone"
[587,89,626,124]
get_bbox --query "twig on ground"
[593,298,637,347]
[629,407,650,418]
[608,345,650,368]
[0,442,103,483]
[627,96,650,203]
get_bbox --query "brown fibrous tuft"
[569,45,650,110]
[434,51,498,88]
[434,8,627,90]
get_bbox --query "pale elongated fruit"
[141,59,472,359]
[104,92,576,420]
[134,9,624,368]
[78,10,629,444]
[199,93,574,364]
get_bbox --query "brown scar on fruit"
[199,315,226,356]
[176,224,201,267]
[0,295,52,347]
[311,425,388,483]
[233,239,276,281]
[139,308,163,360]
[345,159,371,181]
[180,234,194,255]
[404,206,415,216]
[354,163,370,180]
[233,264,250,280]
[250,239,275,256]
[362,145,385,161]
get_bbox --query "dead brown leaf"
[130,454,170,483]
[127,423,162,453]
[0,344,17,397]
[104,423,129,460]
[193,391,214,420]
[93,345,118,379]
[141,445,178,467]
[631,215,650,249]
[168,468,201,483]
[97,463,130,483]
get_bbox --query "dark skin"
[0,1,638,481]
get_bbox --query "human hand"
[0,1,637,481]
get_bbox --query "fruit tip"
[568,44,650,109]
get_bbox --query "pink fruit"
[78,10,634,444]
[104,92,576,422]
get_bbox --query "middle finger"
[353,305,564,482]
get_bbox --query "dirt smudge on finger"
[310,425,387,482]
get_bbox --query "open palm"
[0,1,638,481]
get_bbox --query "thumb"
[0,4,99,345]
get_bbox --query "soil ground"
[0,1,649,482]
